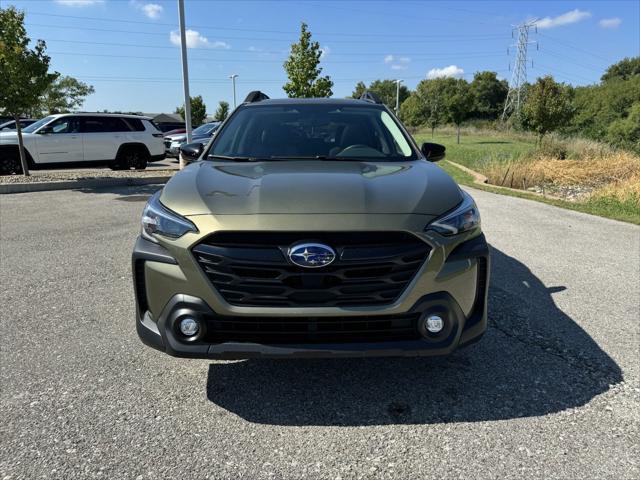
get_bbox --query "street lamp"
[395,79,403,117]
[229,74,238,109]
[177,0,191,170]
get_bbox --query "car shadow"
[205,246,621,426]
[73,183,162,200]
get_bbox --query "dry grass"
[484,150,640,194]
[591,173,640,204]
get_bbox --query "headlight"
[141,191,197,241]
[427,190,480,236]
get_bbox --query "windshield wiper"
[207,154,263,162]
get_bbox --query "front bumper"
[133,232,489,359]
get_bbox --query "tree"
[399,78,451,135]
[0,7,57,175]
[607,102,640,153]
[40,75,94,115]
[214,101,229,122]
[351,81,367,99]
[601,56,640,82]
[175,95,206,127]
[469,71,508,119]
[283,22,333,98]
[443,79,475,144]
[520,76,574,143]
[350,79,409,111]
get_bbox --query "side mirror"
[38,126,53,135]
[179,142,204,161]
[421,142,446,162]
[1,127,10,132]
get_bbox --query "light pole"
[395,79,403,117]
[177,0,191,169]
[229,74,238,109]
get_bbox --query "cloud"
[426,65,464,79]
[169,30,231,49]
[599,17,622,29]
[54,0,104,6]
[385,55,410,70]
[130,1,163,19]
[320,45,331,59]
[536,9,591,29]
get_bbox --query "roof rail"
[359,91,383,104]
[244,91,270,103]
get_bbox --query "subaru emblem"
[288,243,336,268]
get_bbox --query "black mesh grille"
[192,232,431,307]
[204,312,422,344]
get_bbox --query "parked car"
[0,119,38,131]
[0,113,165,174]
[166,122,220,158]
[133,92,489,360]
[162,128,186,137]
[156,122,186,133]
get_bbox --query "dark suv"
[133,92,489,359]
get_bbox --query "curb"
[0,176,172,194]
[446,160,562,201]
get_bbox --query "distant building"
[143,113,185,131]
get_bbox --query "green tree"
[607,102,640,153]
[351,81,367,99]
[351,79,410,112]
[175,95,206,127]
[601,56,640,82]
[39,75,94,115]
[399,78,451,135]
[283,22,333,98]
[214,101,230,122]
[443,79,475,144]
[520,76,574,143]
[469,71,508,119]
[0,6,57,175]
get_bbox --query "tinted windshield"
[193,123,218,136]
[208,104,416,161]
[22,116,55,133]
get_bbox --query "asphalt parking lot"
[1,185,638,479]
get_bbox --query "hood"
[161,160,463,217]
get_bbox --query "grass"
[415,127,640,225]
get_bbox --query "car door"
[81,116,130,162]
[34,116,83,164]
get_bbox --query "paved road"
[1,185,638,479]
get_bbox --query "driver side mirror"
[179,142,204,161]
[421,142,446,162]
[38,126,53,135]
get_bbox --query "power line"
[25,12,507,39]
[537,32,615,62]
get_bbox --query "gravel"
[0,185,638,479]
[0,169,176,184]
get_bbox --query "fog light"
[179,317,199,337]
[426,314,444,333]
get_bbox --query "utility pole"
[177,0,191,169]
[502,20,538,122]
[229,74,238,109]
[394,79,403,117]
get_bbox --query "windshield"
[207,104,416,161]
[193,123,218,136]
[22,116,55,133]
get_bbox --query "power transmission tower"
[502,20,538,122]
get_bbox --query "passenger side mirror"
[421,142,446,162]
[180,142,204,161]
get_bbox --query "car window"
[124,118,145,131]
[23,116,55,133]
[49,117,81,134]
[208,104,417,161]
[82,117,131,133]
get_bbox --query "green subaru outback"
[133,92,489,359]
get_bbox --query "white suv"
[0,113,165,174]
